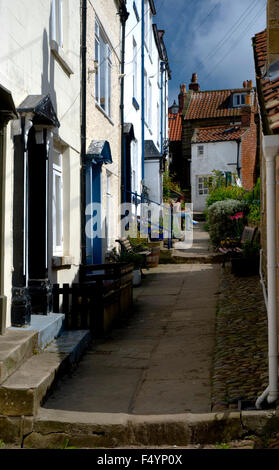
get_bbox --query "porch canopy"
[17,94,60,127]
[85,140,112,165]
[144,140,163,161]
[0,84,17,121]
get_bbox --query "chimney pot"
[248,79,253,89]
[243,80,247,88]
[245,94,252,105]
[189,73,200,92]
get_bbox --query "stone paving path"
[211,266,268,411]
[44,262,220,415]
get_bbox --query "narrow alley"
[43,261,219,415]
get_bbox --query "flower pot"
[146,246,160,268]
[231,256,260,276]
[133,269,142,286]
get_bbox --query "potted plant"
[231,240,261,276]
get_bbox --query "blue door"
[85,163,103,265]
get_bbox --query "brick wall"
[240,110,258,190]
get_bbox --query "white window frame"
[95,19,112,117]
[197,176,210,196]
[133,37,138,100]
[51,0,63,47]
[233,93,246,107]
[197,145,204,157]
[144,69,148,123]
[148,79,152,128]
[157,102,160,147]
[144,0,152,53]
[53,149,63,255]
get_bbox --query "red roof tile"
[253,29,279,132]
[184,89,249,120]
[194,125,246,143]
[168,112,182,141]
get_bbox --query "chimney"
[189,73,200,92]
[267,0,279,67]
[241,104,252,127]
[178,83,187,111]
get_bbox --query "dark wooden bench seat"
[219,226,258,266]
[115,237,151,257]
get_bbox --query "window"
[51,0,63,47]
[133,38,138,100]
[197,176,210,196]
[157,102,160,147]
[131,140,138,194]
[144,0,152,53]
[53,149,63,254]
[144,69,147,123]
[233,93,246,107]
[197,145,204,157]
[148,79,152,128]
[95,19,112,117]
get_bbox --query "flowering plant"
[229,211,244,239]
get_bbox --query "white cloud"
[156,0,267,103]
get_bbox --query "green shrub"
[206,186,245,207]
[208,199,249,247]
[248,202,260,223]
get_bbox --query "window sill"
[52,255,74,268]
[51,40,74,76]
[95,102,114,126]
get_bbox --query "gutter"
[119,1,129,203]
[81,0,87,266]
[256,134,279,409]
[141,0,145,183]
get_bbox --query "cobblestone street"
[211,266,268,411]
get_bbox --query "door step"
[0,330,91,417]
[9,313,65,351]
[0,330,38,385]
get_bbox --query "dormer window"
[233,93,246,107]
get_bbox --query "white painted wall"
[87,0,122,258]
[191,140,238,211]
[0,0,81,325]
[124,0,168,208]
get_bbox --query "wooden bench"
[219,226,258,267]
[115,237,151,256]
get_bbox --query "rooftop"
[168,111,182,141]
[253,29,279,133]
[184,88,254,121]
[193,125,246,144]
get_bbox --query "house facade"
[83,0,126,264]
[0,0,81,329]
[123,0,170,211]
[169,77,259,211]
[252,0,279,408]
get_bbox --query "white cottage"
[0,0,81,329]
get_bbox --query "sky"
[155,0,267,105]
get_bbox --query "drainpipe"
[141,0,145,183]
[119,1,129,204]
[81,0,87,266]
[256,134,279,409]
[236,139,241,178]
[160,61,164,154]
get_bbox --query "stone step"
[9,313,65,351]
[0,330,91,417]
[0,330,38,385]
[172,252,224,264]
